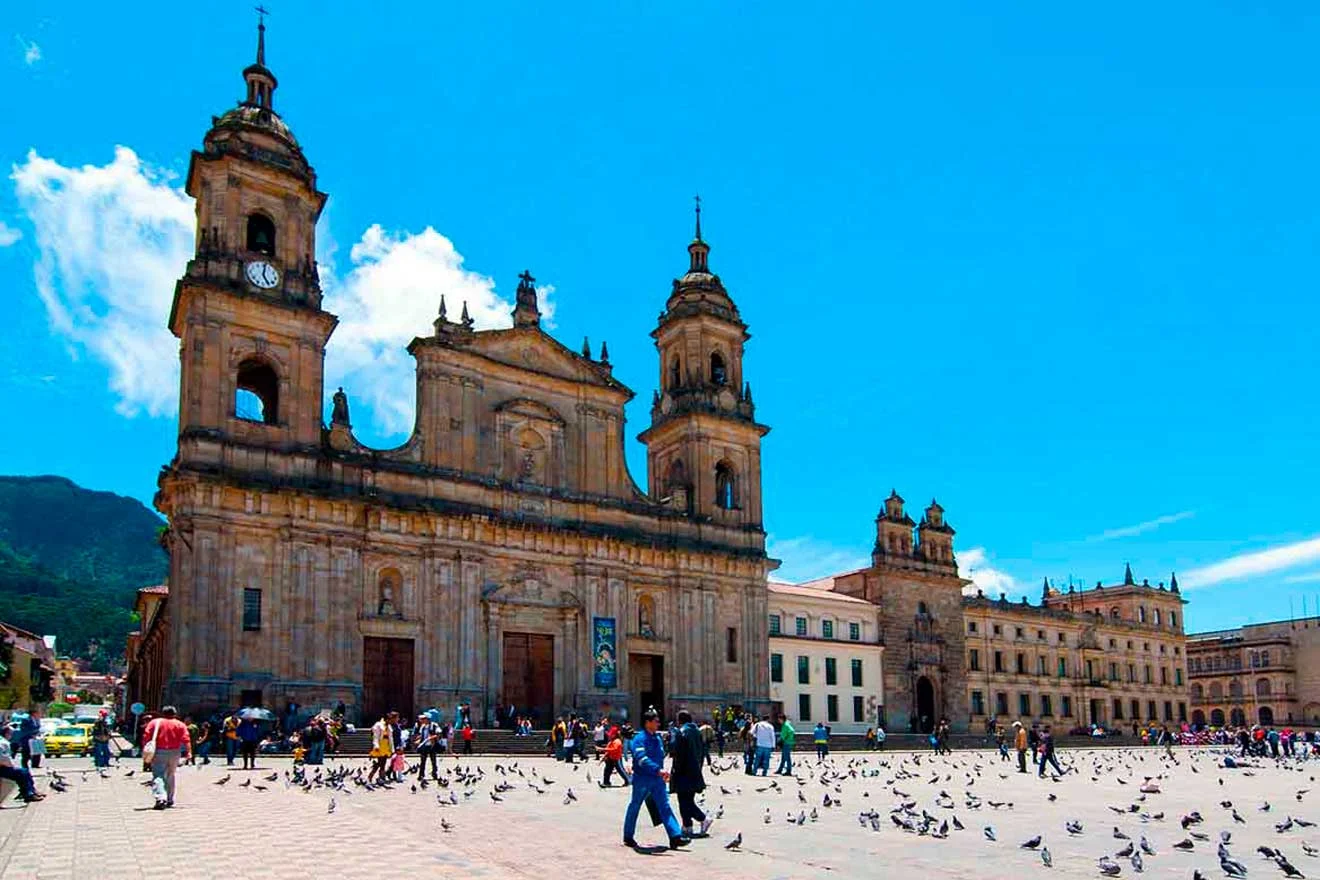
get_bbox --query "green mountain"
[0,475,167,665]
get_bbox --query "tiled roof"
[769,583,874,605]
[137,585,169,596]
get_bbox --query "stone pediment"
[465,329,627,393]
[482,576,583,610]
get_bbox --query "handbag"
[142,721,160,765]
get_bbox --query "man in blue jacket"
[623,708,689,850]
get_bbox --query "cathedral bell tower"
[638,201,769,525]
[168,16,336,450]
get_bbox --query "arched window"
[1153,608,1161,626]
[1191,709,1206,727]
[1210,708,1225,726]
[235,358,279,425]
[246,213,276,256]
[1138,606,1147,623]
[916,601,929,617]
[1191,683,1203,700]
[638,594,656,638]
[1110,606,1120,621]
[1228,679,1243,699]
[1209,681,1223,700]
[1169,611,1177,629]
[1256,678,1272,697]
[710,351,727,386]
[669,356,681,390]
[377,568,401,617]
[1258,706,1274,726]
[714,461,737,509]
[1230,707,1246,727]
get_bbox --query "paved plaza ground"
[1,745,1316,878]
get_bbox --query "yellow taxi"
[44,725,91,757]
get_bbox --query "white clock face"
[245,260,280,289]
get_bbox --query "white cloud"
[11,146,553,433]
[12,147,193,418]
[0,220,19,247]
[16,35,41,65]
[1086,510,1195,542]
[766,535,868,585]
[1181,535,1320,589]
[324,224,553,437]
[959,546,1019,597]
[1282,570,1320,585]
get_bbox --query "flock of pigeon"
[40,744,1320,876]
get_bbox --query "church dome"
[212,104,300,149]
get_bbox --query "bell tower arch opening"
[235,357,279,425]
[246,213,276,256]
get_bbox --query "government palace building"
[138,25,1194,733]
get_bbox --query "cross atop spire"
[254,6,270,66]
[513,270,541,328]
[694,194,703,242]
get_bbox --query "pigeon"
[490,791,502,803]
[1140,836,1156,855]
[1303,842,1319,857]
[1130,850,1143,873]
[1115,827,1131,840]
[984,826,997,841]
[1277,854,1306,878]
[440,818,454,833]
[1098,856,1122,876]
[214,774,231,786]
[1173,838,1195,851]
[1116,842,1135,858]
[1066,820,1084,836]
[1041,847,1052,867]
[1021,835,1042,849]
[725,833,742,850]
[239,778,251,788]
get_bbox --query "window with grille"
[242,588,262,631]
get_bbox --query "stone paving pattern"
[2,747,1318,878]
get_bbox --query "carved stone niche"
[493,398,566,487]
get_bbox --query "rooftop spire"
[243,7,278,109]
[1123,562,1135,586]
[687,196,711,274]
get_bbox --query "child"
[390,748,406,781]
[597,733,629,787]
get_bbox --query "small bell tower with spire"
[168,14,335,451]
[639,199,768,525]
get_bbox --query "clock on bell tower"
[168,16,337,451]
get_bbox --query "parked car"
[44,726,91,757]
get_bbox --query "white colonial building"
[767,582,884,734]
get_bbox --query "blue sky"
[2,1,1318,632]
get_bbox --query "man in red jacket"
[142,706,191,809]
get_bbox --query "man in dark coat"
[669,709,713,838]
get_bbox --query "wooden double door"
[362,637,415,723]
[502,632,554,725]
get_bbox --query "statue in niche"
[377,571,400,617]
[638,594,656,638]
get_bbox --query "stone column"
[484,604,501,721]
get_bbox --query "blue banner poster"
[593,616,617,688]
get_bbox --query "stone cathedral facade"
[155,25,772,724]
